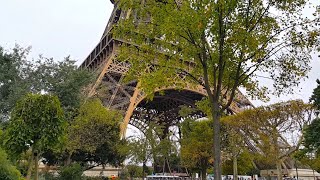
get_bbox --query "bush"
[39,171,58,180]
[58,163,84,180]
[0,148,23,180]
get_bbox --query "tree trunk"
[66,152,72,166]
[233,155,238,180]
[166,157,172,174]
[201,167,207,180]
[163,158,166,173]
[34,152,39,180]
[212,101,222,180]
[276,160,282,180]
[143,162,146,180]
[26,150,34,180]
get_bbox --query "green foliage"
[304,80,320,152]
[118,168,130,180]
[114,0,318,177]
[223,100,312,168]
[310,79,320,110]
[33,57,93,119]
[303,118,320,152]
[67,98,121,153]
[0,45,93,122]
[126,134,151,165]
[115,0,319,101]
[58,163,84,180]
[126,122,178,173]
[0,128,3,146]
[39,172,58,180]
[126,165,144,179]
[0,45,33,121]
[294,150,320,172]
[180,119,213,173]
[0,148,23,180]
[3,93,66,156]
[222,150,255,175]
[67,98,123,167]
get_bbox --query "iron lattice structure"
[79,0,303,170]
[81,0,252,137]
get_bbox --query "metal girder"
[78,1,305,171]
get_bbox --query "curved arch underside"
[81,2,300,169]
[129,89,206,134]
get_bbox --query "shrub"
[39,171,58,180]
[58,163,84,180]
[0,148,23,180]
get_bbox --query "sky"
[0,0,319,107]
[0,0,112,62]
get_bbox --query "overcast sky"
[0,0,319,106]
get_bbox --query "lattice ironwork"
[129,90,205,133]
[78,0,299,170]
[81,0,253,139]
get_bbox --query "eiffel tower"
[80,0,253,137]
[79,0,305,171]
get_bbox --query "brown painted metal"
[80,1,253,136]
[79,1,300,170]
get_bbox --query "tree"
[223,100,313,180]
[33,57,93,119]
[126,133,153,178]
[221,124,248,180]
[310,79,320,111]
[180,119,213,180]
[126,122,178,177]
[66,98,123,169]
[0,45,34,121]
[222,150,255,176]
[0,148,23,180]
[304,118,320,153]
[294,150,320,175]
[304,79,320,152]
[0,45,93,122]
[3,94,66,180]
[58,163,84,180]
[0,129,22,180]
[126,164,144,180]
[115,0,319,179]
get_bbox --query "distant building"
[260,169,320,180]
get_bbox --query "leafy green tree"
[33,57,93,119]
[126,164,144,180]
[222,150,255,176]
[294,150,320,173]
[180,119,213,180]
[310,79,320,110]
[221,124,248,180]
[223,100,312,180]
[126,133,152,177]
[115,0,319,179]
[126,122,178,176]
[3,94,66,180]
[0,148,23,180]
[0,45,34,121]
[58,163,84,180]
[0,45,93,122]
[304,118,320,152]
[304,79,320,152]
[66,98,123,169]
